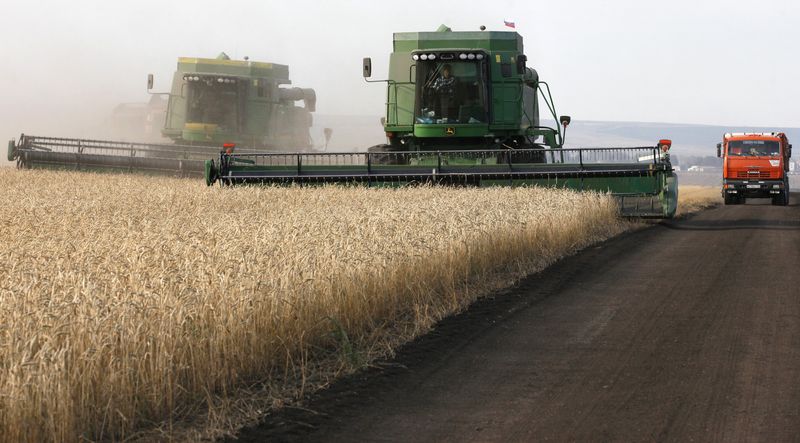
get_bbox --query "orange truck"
[717,132,792,205]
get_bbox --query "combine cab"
[205,26,678,218]
[7,53,318,177]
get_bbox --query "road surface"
[236,194,800,442]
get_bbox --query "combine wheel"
[516,149,546,164]
[367,144,404,165]
[497,149,546,165]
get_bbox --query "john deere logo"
[445,127,456,136]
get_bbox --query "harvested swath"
[0,168,625,442]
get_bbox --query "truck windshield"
[186,80,239,130]
[416,60,487,124]
[727,140,780,156]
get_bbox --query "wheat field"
[676,185,722,216]
[0,168,636,441]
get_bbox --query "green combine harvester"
[205,26,678,218]
[7,53,318,176]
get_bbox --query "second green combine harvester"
[8,53,317,176]
[206,25,678,218]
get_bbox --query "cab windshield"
[186,79,239,130]
[416,60,488,124]
[727,140,780,157]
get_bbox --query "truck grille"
[736,171,772,178]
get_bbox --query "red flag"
[504,20,516,29]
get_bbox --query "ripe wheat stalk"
[0,168,642,441]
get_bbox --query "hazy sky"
[3,0,800,142]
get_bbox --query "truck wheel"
[771,193,787,206]
[780,189,790,206]
[724,194,741,205]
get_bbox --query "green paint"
[202,26,678,218]
[382,26,556,149]
[162,56,315,149]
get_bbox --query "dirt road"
[236,195,800,442]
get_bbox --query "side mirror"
[517,54,527,74]
[788,144,792,158]
[559,115,571,127]
[147,74,154,91]
[362,57,372,78]
[716,142,722,158]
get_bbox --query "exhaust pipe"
[278,87,316,112]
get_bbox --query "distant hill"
[313,115,800,157]
[557,120,800,157]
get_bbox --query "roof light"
[467,53,476,60]
[459,53,468,60]
[420,54,428,60]
[428,53,436,60]
[476,54,484,60]
[412,54,419,61]
[192,76,200,81]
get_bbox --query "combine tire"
[497,149,546,165]
[367,144,404,165]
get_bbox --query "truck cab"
[718,132,792,205]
